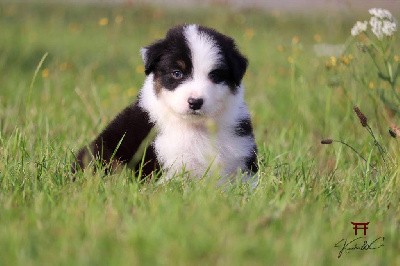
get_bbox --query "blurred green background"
[0,2,399,265]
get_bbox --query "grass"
[0,3,399,265]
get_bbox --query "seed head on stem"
[321,139,333,144]
[354,106,368,127]
[320,138,375,170]
[389,128,397,138]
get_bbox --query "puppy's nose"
[188,97,204,110]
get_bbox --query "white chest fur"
[154,121,253,180]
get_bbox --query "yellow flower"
[276,45,284,52]
[126,87,138,97]
[340,54,353,65]
[59,62,71,71]
[244,28,255,40]
[287,56,294,64]
[68,23,81,33]
[341,57,350,65]
[325,56,337,69]
[292,36,300,45]
[98,17,109,26]
[115,15,123,24]
[313,34,322,42]
[369,81,375,89]
[394,55,400,62]
[41,68,49,78]
[135,65,145,74]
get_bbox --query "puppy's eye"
[208,69,227,84]
[171,70,183,80]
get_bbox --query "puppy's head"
[141,24,248,120]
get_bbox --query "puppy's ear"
[140,40,166,75]
[225,40,248,86]
[198,26,248,87]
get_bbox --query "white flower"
[382,20,397,36]
[368,8,397,39]
[369,8,394,20]
[370,16,384,39]
[351,20,368,36]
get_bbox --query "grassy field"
[0,3,399,265]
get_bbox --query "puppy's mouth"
[189,110,203,115]
[183,109,206,118]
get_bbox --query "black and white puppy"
[74,24,258,183]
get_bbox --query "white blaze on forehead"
[184,25,222,79]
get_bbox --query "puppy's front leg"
[73,100,154,174]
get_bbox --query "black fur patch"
[208,68,230,85]
[234,118,254,137]
[73,101,155,177]
[142,26,193,93]
[197,25,248,91]
[245,147,258,173]
[134,143,160,178]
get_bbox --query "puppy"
[73,24,258,183]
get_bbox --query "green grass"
[0,3,399,265]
